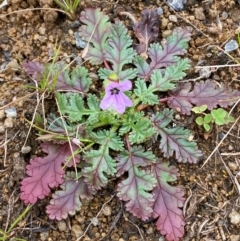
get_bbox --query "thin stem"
[103,59,111,70]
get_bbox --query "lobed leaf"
[23,61,45,79]
[151,112,202,163]
[56,93,100,122]
[135,28,191,80]
[90,130,124,151]
[116,147,156,220]
[20,142,80,204]
[83,130,123,189]
[119,112,155,144]
[104,21,137,80]
[58,66,92,93]
[152,161,185,241]
[47,113,76,135]
[167,80,240,115]
[132,8,160,55]
[82,147,116,190]
[79,8,112,65]
[134,78,159,105]
[46,172,95,220]
[150,58,190,91]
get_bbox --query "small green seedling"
[192,105,234,132]
[53,0,81,19]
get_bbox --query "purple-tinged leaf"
[82,131,123,190]
[23,61,91,93]
[46,172,95,220]
[20,142,80,204]
[116,146,156,176]
[132,8,160,55]
[116,147,156,220]
[79,8,112,65]
[23,61,44,78]
[58,66,92,93]
[135,28,191,80]
[152,161,185,241]
[82,148,116,190]
[167,80,240,115]
[151,112,202,163]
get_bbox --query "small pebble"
[199,67,211,78]
[229,210,240,225]
[0,110,5,119]
[103,205,111,216]
[146,226,154,234]
[4,117,13,128]
[224,40,239,52]
[167,0,186,11]
[228,162,238,171]
[157,7,163,15]
[0,125,5,133]
[228,144,234,151]
[162,30,172,38]
[38,26,46,35]
[74,32,87,49]
[71,224,83,237]
[40,231,49,241]
[5,107,17,118]
[71,20,81,28]
[169,15,177,23]
[57,220,67,231]
[89,72,99,81]
[221,11,228,19]
[230,235,240,241]
[194,7,205,20]
[21,146,32,154]
[91,217,99,226]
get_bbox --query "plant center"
[110,88,120,95]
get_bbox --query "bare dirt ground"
[1,0,240,240]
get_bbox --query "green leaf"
[225,115,235,124]
[134,79,159,105]
[196,116,204,125]
[150,58,190,91]
[204,114,212,124]
[79,8,112,65]
[90,130,124,151]
[116,146,157,220]
[98,68,115,80]
[203,123,211,132]
[83,147,116,190]
[105,21,137,79]
[119,112,155,144]
[211,108,227,125]
[56,93,100,122]
[192,104,208,114]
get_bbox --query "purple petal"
[105,82,118,91]
[100,92,113,110]
[113,92,133,114]
[118,80,132,91]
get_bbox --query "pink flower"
[100,80,133,114]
